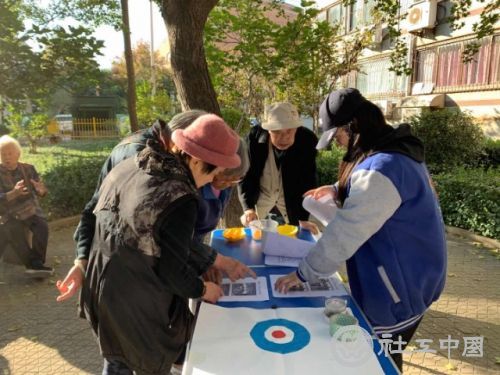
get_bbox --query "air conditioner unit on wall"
[406,0,437,32]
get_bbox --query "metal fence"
[48,117,121,139]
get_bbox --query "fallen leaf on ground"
[448,273,456,277]
[444,362,457,371]
[7,326,22,332]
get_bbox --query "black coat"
[81,144,205,374]
[237,126,318,225]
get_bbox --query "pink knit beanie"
[171,114,241,169]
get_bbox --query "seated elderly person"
[0,135,53,277]
[238,102,319,233]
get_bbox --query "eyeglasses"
[214,176,242,184]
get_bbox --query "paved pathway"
[0,225,499,374]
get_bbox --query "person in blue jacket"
[275,88,447,372]
[195,139,249,243]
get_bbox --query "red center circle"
[271,330,286,339]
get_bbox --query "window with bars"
[348,0,363,31]
[328,3,344,30]
[317,10,327,22]
[362,0,375,25]
[414,36,500,91]
[355,58,407,96]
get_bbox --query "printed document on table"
[264,255,301,267]
[270,274,348,298]
[262,231,315,258]
[219,276,269,302]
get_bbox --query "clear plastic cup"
[324,297,347,317]
[249,219,278,241]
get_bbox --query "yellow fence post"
[92,117,97,138]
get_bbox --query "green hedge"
[409,109,485,173]
[317,150,500,239]
[433,168,499,239]
[317,147,344,186]
[20,140,117,220]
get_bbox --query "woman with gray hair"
[194,138,250,241]
[0,135,53,277]
[57,111,251,302]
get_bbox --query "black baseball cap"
[316,88,367,150]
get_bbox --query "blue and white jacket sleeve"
[298,169,402,281]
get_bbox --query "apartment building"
[317,0,500,138]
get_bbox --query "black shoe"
[26,261,54,277]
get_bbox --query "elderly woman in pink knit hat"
[80,114,256,375]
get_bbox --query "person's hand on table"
[299,220,320,235]
[275,272,303,294]
[213,254,257,282]
[303,185,337,201]
[56,259,87,302]
[202,281,224,303]
[240,209,258,226]
[202,266,223,285]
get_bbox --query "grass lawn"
[18,139,119,220]
[20,139,118,175]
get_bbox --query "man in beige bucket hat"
[238,102,320,234]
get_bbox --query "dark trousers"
[0,216,48,267]
[387,318,423,373]
[24,215,49,263]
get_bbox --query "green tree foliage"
[112,41,178,126]
[205,0,370,131]
[136,81,173,127]
[205,0,283,117]
[273,2,371,131]
[0,0,103,102]
[409,109,485,172]
[7,109,50,153]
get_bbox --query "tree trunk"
[221,188,244,228]
[160,1,247,229]
[120,0,138,132]
[161,0,221,115]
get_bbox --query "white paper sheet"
[265,255,301,267]
[219,276,269,302]
[302,195,338,226]
[262,231,315,258]
[184,304,385,375]
[270,274,348,298]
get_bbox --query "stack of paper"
[262,231,315,267]
[302,195,337,226]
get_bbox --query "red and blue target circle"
[250,319,310,354]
